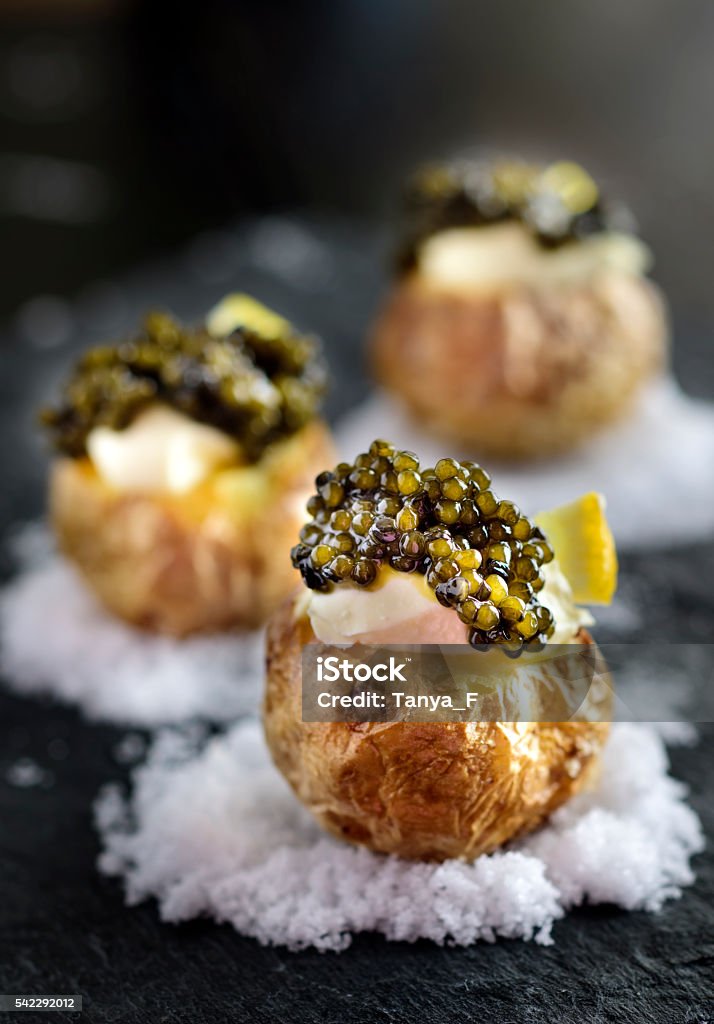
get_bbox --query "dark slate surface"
[0,219,712,1024]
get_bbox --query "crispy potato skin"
[371,271,667,459]
[264,597,612,861]
[50,420,334,636]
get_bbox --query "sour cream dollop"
[87,404,240,494]
[303,559,592,646]
[418,221,650,291]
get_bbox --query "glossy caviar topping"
[40,304,326,463]
[292,440,556,653]
[397,158,635,271]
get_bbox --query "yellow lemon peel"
[535,492,617,605]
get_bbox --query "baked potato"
[265,439,616,861]
[264,597,611,862]
[50,420,334,636]
[371,158,668,459]
[372,270,666,459]
[42,295,334,636]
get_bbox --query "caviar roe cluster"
[398,158,632,270]
[42,309,326,463]
[292,440,557,654]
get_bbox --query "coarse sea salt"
[336,378,714,549]
[0,527,263,726]
[5,757,54,789]
[94,721,703,953]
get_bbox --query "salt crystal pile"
[5,757,53,789]
[337,378,714,549]
[0,529,263,726]
[95,721,703,952]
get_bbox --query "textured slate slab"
[0,218,712,1024]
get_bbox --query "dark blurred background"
[1,0,713,328]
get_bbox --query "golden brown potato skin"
[50,420,334,636]
[371,271,667,459]
[264,597,612,861]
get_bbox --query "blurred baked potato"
[372,271,667,460]
[50,420,334,636]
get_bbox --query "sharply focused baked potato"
[372,271,666,459]
[50,420,334,636]
[264,597,612,862]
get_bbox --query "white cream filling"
[418,221,650,290]
[540,560,594,643]
[87,405,240,494]
[305,557,591,646]
[86,294,280,495]
[305,570,437,645]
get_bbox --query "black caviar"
[292,441,556,654]
[397,158,634,271]
[40,302,326,463]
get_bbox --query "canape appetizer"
[41,295,334,636]
[264,441,616,861]
[371,159,667,459]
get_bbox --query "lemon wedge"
[535,492,617,605]
[207,293,291,339]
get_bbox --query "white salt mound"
[95,721,703,953]
[0,528,263,726]
[5,757,54,789]
[336,378,714,549]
